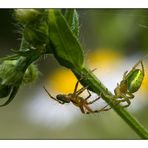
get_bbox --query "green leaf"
[64,9,79,37]
[0,86,19,107]
[48,9,84,69]
[0,81,11,98]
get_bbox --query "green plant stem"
[72,66,148,139]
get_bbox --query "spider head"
[56,94,71,104]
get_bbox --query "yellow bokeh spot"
[46,49,123,93]
[47,68,82,93]
[140,66,148,94]
[87,49,123,69]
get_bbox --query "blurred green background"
[0,9,148,139]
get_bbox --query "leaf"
[48,9,84,69]
[0,86,19,107]
[64,9,79,37]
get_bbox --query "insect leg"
[43,86,64,104]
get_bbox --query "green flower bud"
[23,64,39,84]
[15,9,41,24]
[0,60,24,86]
[24,21,49,47]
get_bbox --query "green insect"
[113,59,145,107]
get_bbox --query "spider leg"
[73,80,88,95]
[86,96,101,104]
[79,106,85,114]
[43,86,64,104]
[95,105,111,112]
[84,93,111,114]
[127,92,134,99]
[74,68,97,94]
[86,104,111,114]
[84,89,91,101]
[140,61,144,74]
[123,71,128,80]
[125,60,143,78]
[90,68,97,73]
[83,104,95,114]
[120,100,131,108]
[75,86,88,96]
[115,94,131,108]
[86,92,111,106]
[73,80,79,94]
[84,89,101,104]
[132,59,143,70]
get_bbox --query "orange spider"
[44,80,108,114]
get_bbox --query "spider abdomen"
[127,69,144,93]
